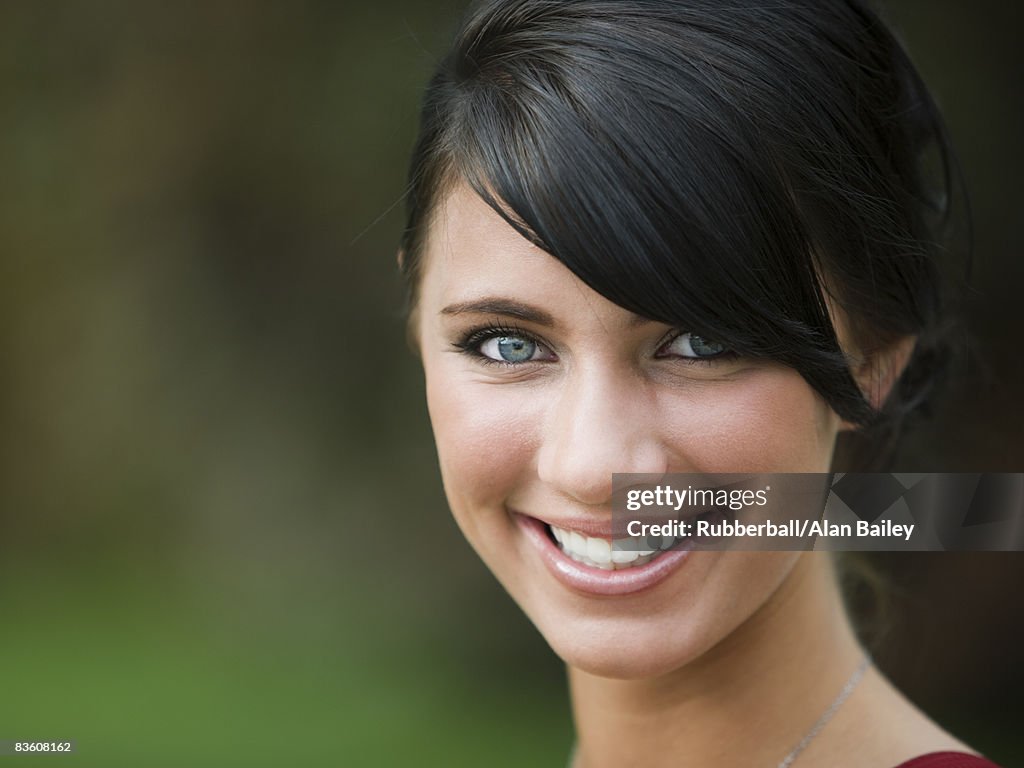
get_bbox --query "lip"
[530,511,704,539]
[515,512,693,596]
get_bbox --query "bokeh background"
[1,1,1022,766]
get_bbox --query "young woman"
[399,1,999,766]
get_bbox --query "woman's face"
[415,184,844,678]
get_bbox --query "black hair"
[400,0,967,467]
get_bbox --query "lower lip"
[515,514,693,596]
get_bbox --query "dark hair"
[401,0,967,467]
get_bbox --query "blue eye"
[453,325,556,366]
[479,335,545,363]
[661,332,730,359]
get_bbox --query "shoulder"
[893,753,1003,768]
[826,669,991,768]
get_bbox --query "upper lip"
[533,516,618,538]
[520,508,713,539]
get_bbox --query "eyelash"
[453,325,738,367]
[655,330,739,366]
[452,323,549,367]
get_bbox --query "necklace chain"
[776,656,871,768]
[566,655,871,768]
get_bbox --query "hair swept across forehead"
[401,0,965,447]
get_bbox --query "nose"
[536,366,670,506]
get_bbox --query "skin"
[413,183,969,768]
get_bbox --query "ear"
[839,336,916,431]
[396,248,406,271]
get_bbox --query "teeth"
[549,524,678,570]
[568,530,586,556]
[611,542,638,564]
[586,536,611,565]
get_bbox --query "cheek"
[423,364,542,525]
[656,367,838,472]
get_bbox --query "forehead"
[424,184,550,280]
[419,183,624,323]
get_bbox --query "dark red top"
[895,753,1001,768]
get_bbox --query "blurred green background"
[0,1,1021,766]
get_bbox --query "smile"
[515,513,695,596]
[548,523,676,570]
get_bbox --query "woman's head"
[415,183,848,676]
[401,0,962,676]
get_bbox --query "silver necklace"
[776,656,871,768]
[566,656,871,768]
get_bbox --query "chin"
[533,610,710,680]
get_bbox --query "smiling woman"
[399,1,997,767]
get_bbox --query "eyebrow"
[440,297,655,328]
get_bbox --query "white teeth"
[549,524,678,570]
[586,536,612,565]
[568,530,586,556]
[610,548,634,569]
[610,545,639,564]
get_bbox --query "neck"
[569,553,864,768]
